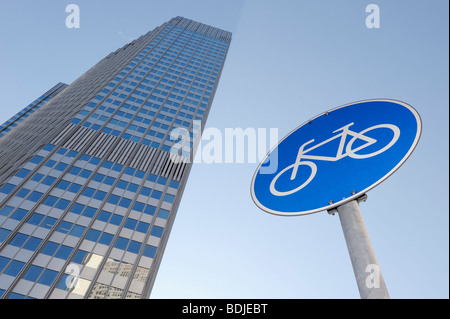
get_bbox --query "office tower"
[0,17,231,299]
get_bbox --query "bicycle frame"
[270,122,400,196]
[290,122,376,179]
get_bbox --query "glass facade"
[0,17,231,299]
[0,83,68,139]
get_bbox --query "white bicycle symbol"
[270,122,400,196]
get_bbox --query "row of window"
[0,214,160,273]
[0,85,66,140]
[0,237,157,298]
[3,144,179,187]
[0,144,178,225]
[75,87,207,147]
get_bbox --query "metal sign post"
[329,195,390,299]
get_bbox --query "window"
[143,245,157,258]
[55,162,68,171]
[31,173,44,182]
[57,221,73,234]
[56,273,71,290]
[82,187,96,198]
[15,169,31,178]
[164,194,175,203]
[41,216,57,229]
[68,183,82,193]
[56,180,71,190]
[124,218,137,230]
[44,160,57,168]
[132,201,145,212]
[110,214,123,226]
[104,176,116,185]
[127,183,139,192]
[55,198,71,210]
[144,205,156,216]
[127,241,141,254]
[80,154,91,162]
[10,233,28,247]
[117,180,128,189]
[136,221,150,233]
[83,206,97,218]
[70,225,86,238]
[99,232,113,245]
[158,209,170,220]
[140,187,151,196]
[69,166,82,175]
[114,237,129,250]
[79,169,92,179]
[72,250,89,264]
[93,190,107,201]
[30,155,44,164]
[23,236,42,251]
[150,190,162,200]
[67,150,78,158]
[135,170,145,179]
[97,210,111,222]
[118,197,132,208]
[70,203,85,215]
[92,173,105,183]
[0,205,14,217]
[0,256,10,272]
[55,245,73,260]
[28,191,44,202]
[151,226,164,238]
[86,229,101,242]
[16,188,30,198]
[124,167,136,176]
[43,144,55,152]
[38,269,58,286]
[0,183,15,194]
[157,177,168,186]
[102,161,113,169]
[41,241,59,256]
[90,157,101,165]
[23,265,44,282]
[107,194,120,205]
[4,260,25,277]
[27,213,45,226]
[170,180,179,189]
[43,195,58,207]
[112,163,123,172]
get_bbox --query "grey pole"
[334,196,390,299]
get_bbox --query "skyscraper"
[0,17,231,299]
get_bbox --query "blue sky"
[0,0,448,298]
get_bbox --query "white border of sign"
[250,99,422,216]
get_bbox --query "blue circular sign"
[251,99,422,216]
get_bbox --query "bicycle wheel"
[346,124,400,159]
[269,160,317,196]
